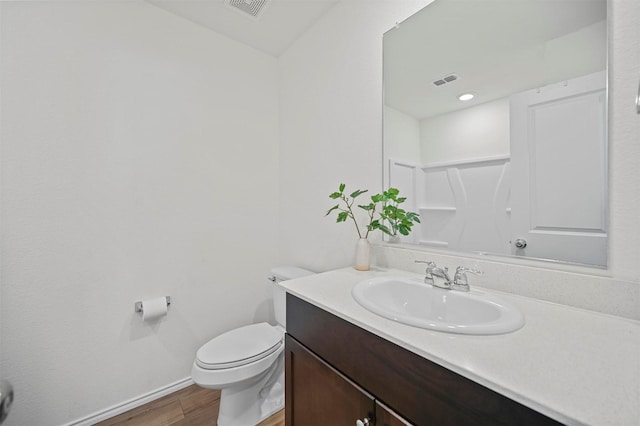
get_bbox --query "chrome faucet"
[415,261,482,292]
[415,261,453,289]
[428,265,454,289]
[451,266,482,292]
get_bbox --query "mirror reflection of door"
[510,71,607,265]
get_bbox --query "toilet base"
[216,354,284,426]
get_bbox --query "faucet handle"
[454,266,482,280]
[453,266,482,290]
[414,260,436,285]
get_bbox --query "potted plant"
[326,184,420,270]
[325,184,376,271]
[370,187,421,241]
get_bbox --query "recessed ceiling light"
[458,93,474,101]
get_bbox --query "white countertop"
[280,267,640,426]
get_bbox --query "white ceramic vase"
[355,238,371,271]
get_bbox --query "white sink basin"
[352,276,525,335]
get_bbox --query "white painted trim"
[421,154,510,170]
[388,158,421,169]
[63,377,194,426]
[419,206,456,212]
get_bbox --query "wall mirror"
[383,0,608,267]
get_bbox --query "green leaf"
[350,189,368,198]
[325,204,339,216]
[371,194,384,203]
[329,192,342,199]
[396,197,407,203]
[377,223,392,235]
[406,212,420,223]
[383,205,397,217]
[337,211,348,223]
[398,225,410,236]
[339,183,346,192]
[386,187,400,198]
[358,203,375,211]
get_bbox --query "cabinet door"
[285,335,374,426]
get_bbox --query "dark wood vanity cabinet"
[285,294,561,426]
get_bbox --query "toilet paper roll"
[142,297,168,321]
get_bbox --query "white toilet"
[191,266,314,426]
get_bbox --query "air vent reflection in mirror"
[432,73,459,87]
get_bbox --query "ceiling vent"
[433,73,459,87]
[226,0,270,21]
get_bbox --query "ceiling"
[384,0,607,120]
[147,0,339,57]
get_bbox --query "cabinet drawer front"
[286,294,560,426]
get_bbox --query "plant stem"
[364,204,376,239]
[342,195,362,238]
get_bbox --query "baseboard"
[63,377,194,426]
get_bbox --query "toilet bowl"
[191,266,314,426]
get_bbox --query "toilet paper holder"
[134,296,171,314]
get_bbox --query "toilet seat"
[196,323,283,370]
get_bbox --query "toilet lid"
[196,322,283,370]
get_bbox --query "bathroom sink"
[352,276,524,335]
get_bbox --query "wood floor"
[95,384,285,426]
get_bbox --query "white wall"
[420,98,510,164]
[608,0,640,282]
[278,0,639,316]
[384,106,421,163]
[383,105,421,195]
[278,0,432,272]
[0,1,279,425]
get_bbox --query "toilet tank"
[269,266,315,328]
